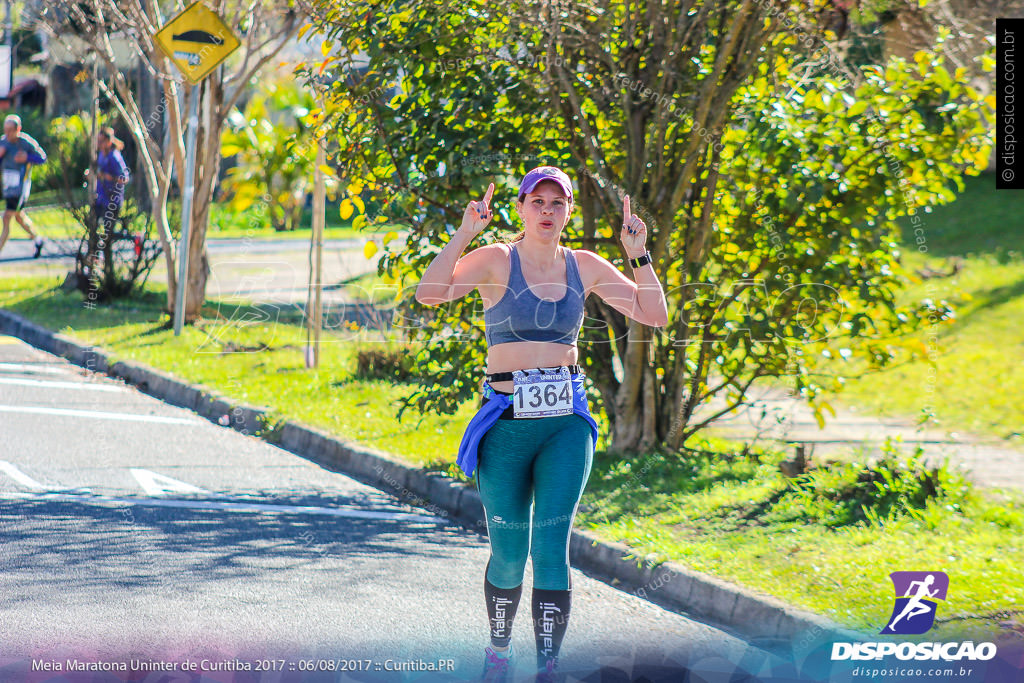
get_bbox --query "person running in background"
[0,114,47,258]
[91,126,130,234]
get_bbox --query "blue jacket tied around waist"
[456,373,599,477]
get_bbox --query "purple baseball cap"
[518,166,574,203]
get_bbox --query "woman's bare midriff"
[485,341,579,393]
[479,242,585,392]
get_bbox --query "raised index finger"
[623,194,631,223]
[482,182,494,209]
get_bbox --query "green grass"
[25,202,396,242]
[1,274,1020,639]
[207,202,388,240]
[896,172,1024,259]
[821,252,1024,444]
[341,271,402,303]
[578,443,1023,640]
[25,206,80,238]
[799,172,1024,446]
[207,224,365,241]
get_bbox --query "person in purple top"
[91,126,131,234]
[0,114,48,258]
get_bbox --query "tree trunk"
[181,144,211,322]
[183,234,210,322]
[155,183,176,314]
[608,324,659,453]
[182,76,226,322]
[183,172,214,321]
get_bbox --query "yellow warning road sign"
[154,1,240,84]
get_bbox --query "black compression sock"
[532,588,572,667]
[485,577,523,648]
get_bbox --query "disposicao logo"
[831,571,997,663]
[881,571,948,635]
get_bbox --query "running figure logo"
[880,571,949,635]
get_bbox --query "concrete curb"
[0,307,864,646]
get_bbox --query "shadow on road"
[0,489,476,598]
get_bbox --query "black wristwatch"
[628,251,652,269]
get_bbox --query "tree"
[303,0,993,454]
[33,0,301,320]
[221,75,338,232]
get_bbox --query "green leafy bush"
[354,345,416,382]
[785,440,972,528]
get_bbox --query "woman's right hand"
[458,182,494,238]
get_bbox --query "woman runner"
[91,126,131,237]
[415,166,668,682]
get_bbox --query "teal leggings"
[475,413,594,591]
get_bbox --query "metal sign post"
[173,87,200,336]
[154,1,240,334]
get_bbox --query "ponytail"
[99,126,125,151]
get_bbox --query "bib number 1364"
[512,369,573,418]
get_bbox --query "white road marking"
[0,460,88,492]
[0,460,46,490]
[0,363,70,375]
[0,377,121,392]
[131,468,209,497]
[0,491,446,523]
[0,405,200,425]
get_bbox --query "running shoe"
[32,239,43,258]
[534,656,562,683]
[480,645,513,682]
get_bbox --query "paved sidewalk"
[694,383,1024,491]
[195,241,379,305]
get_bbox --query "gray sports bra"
[483,242,585,347]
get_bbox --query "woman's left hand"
[619,194,647,257]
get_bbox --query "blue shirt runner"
[95,149,130,209]
[0,133,46,202]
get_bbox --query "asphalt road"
[0,335,792,683]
